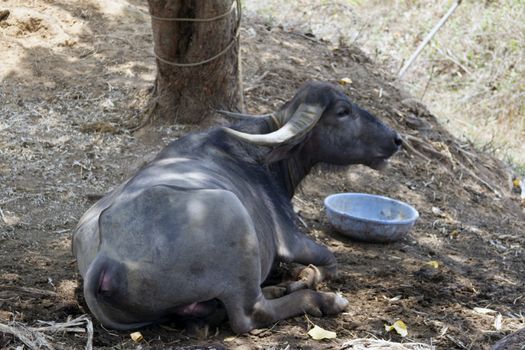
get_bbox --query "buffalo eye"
[336,107,350,118]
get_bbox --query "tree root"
[130,95,159,132]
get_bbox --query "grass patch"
[244,0,525,172]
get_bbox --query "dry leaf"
[473,307,497,315]
[130,331,143,342]
[385,320,408,337]
[426,260,439,269]
[338,77,352,85]
[308,325,337,340]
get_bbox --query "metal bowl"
[324,193,419,243]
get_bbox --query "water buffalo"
[72,81,402,333]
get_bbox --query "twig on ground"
[419,65,436,102]
[447,143,501,196]
[404,135,454,164]
[0,322,54,350]
[403,135,501,196]
[341,338,435,350]
[432,43,473,75]
[85,316,94,350]
[287,30,322,44]
[351,20,369,46]
[458,161,501,197]
[398,0,463,79]
[455,144,479,161]
[0,315,94,350]
[244,70,270,93]
[0,285,58,297]
[401,136,432,163]
[454,145,482,171]
[402,134,454,163]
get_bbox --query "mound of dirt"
[1,1,524,349]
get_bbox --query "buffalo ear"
[263,143,302,164]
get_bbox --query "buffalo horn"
[216,110,273,119]
[222,104,323,146]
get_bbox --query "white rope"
[152,0,241,67]
[150,1,236,22]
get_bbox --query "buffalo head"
[223,81,402,169]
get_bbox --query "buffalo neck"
[261,116,314,198]
[223,116,315,198]
[277,149,313,198]
[263,116,315,198]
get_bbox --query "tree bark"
[148,0,243,124]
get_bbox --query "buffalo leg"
[221,287,348,334]
[261,285,287,299]
[282,235,337,292]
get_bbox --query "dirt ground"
[1,1,524,349]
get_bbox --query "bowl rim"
[324,192,419,225]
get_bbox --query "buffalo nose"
[97,269,113,297]
[87,255,126,300]
[393,134,403,148]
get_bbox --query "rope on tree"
[151,0,242,67]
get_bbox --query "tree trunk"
[147,0,243,124]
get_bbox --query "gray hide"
[73,81,402,333]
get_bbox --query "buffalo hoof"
[305,292,349,317]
